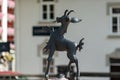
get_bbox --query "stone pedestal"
[57,65,75,80]
[57,65,68,78]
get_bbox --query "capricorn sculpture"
[43,10,84,80]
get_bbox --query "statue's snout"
[71,17,82,23]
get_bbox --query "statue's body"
[43,10,84,80]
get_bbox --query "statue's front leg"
[45,55,54,80]
[45,47,55,80]
[45,59,50,80]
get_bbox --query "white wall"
[15,0,47,74]
[15,0,120,77]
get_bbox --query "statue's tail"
[76,38,84,52]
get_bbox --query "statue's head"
[56,9,81,24]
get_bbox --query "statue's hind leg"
[70,54,79,80]
[68,61,72,72]
[74,58,79,80]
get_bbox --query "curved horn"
[67,10,74,16]
[64,9,68,16]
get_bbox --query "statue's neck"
[59,23,69,35]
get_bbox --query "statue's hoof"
[76,78,80,80]
[45,74,49,80]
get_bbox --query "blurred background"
[1,0,120,80]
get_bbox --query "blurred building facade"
[15,0,120,80]
[0,0,15,71]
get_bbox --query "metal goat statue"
[43,10,84,80]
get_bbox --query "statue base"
[48,77,68,80]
